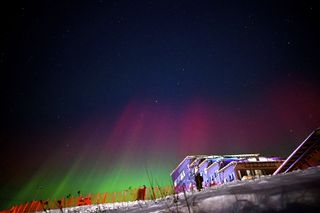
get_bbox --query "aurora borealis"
[1,0,320,210]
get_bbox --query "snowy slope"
[45,166,320,213]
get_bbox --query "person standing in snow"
[195,173,203,191]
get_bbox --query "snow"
[41,166,320,212]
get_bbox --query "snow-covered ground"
[44,166,320,213]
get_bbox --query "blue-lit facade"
[171,154,284,192]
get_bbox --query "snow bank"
[42,166,320,212]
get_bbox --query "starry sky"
[1,0,320,209]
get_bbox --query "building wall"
[172,157,194,192]
[198,160,209,176]
[216,163,238,184]
[203,163,220,187]
[171,157,194,182]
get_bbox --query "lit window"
[246,170,251,176]
[255,170,262,176]
[180,170,186,180]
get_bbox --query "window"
[180,170,186,180]
[255,170,262,176]
[194,167,198,173]
[229,173,234,181]
[246,170,251,176]
[239,170,246,178]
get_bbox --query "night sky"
[1,0,320,209]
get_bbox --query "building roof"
[170,155,194,176]
[222,153,260,158]
[206,160,221,171]
[198,158,211,168]
[217,161,238,173]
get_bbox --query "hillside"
[46,166,320,213]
